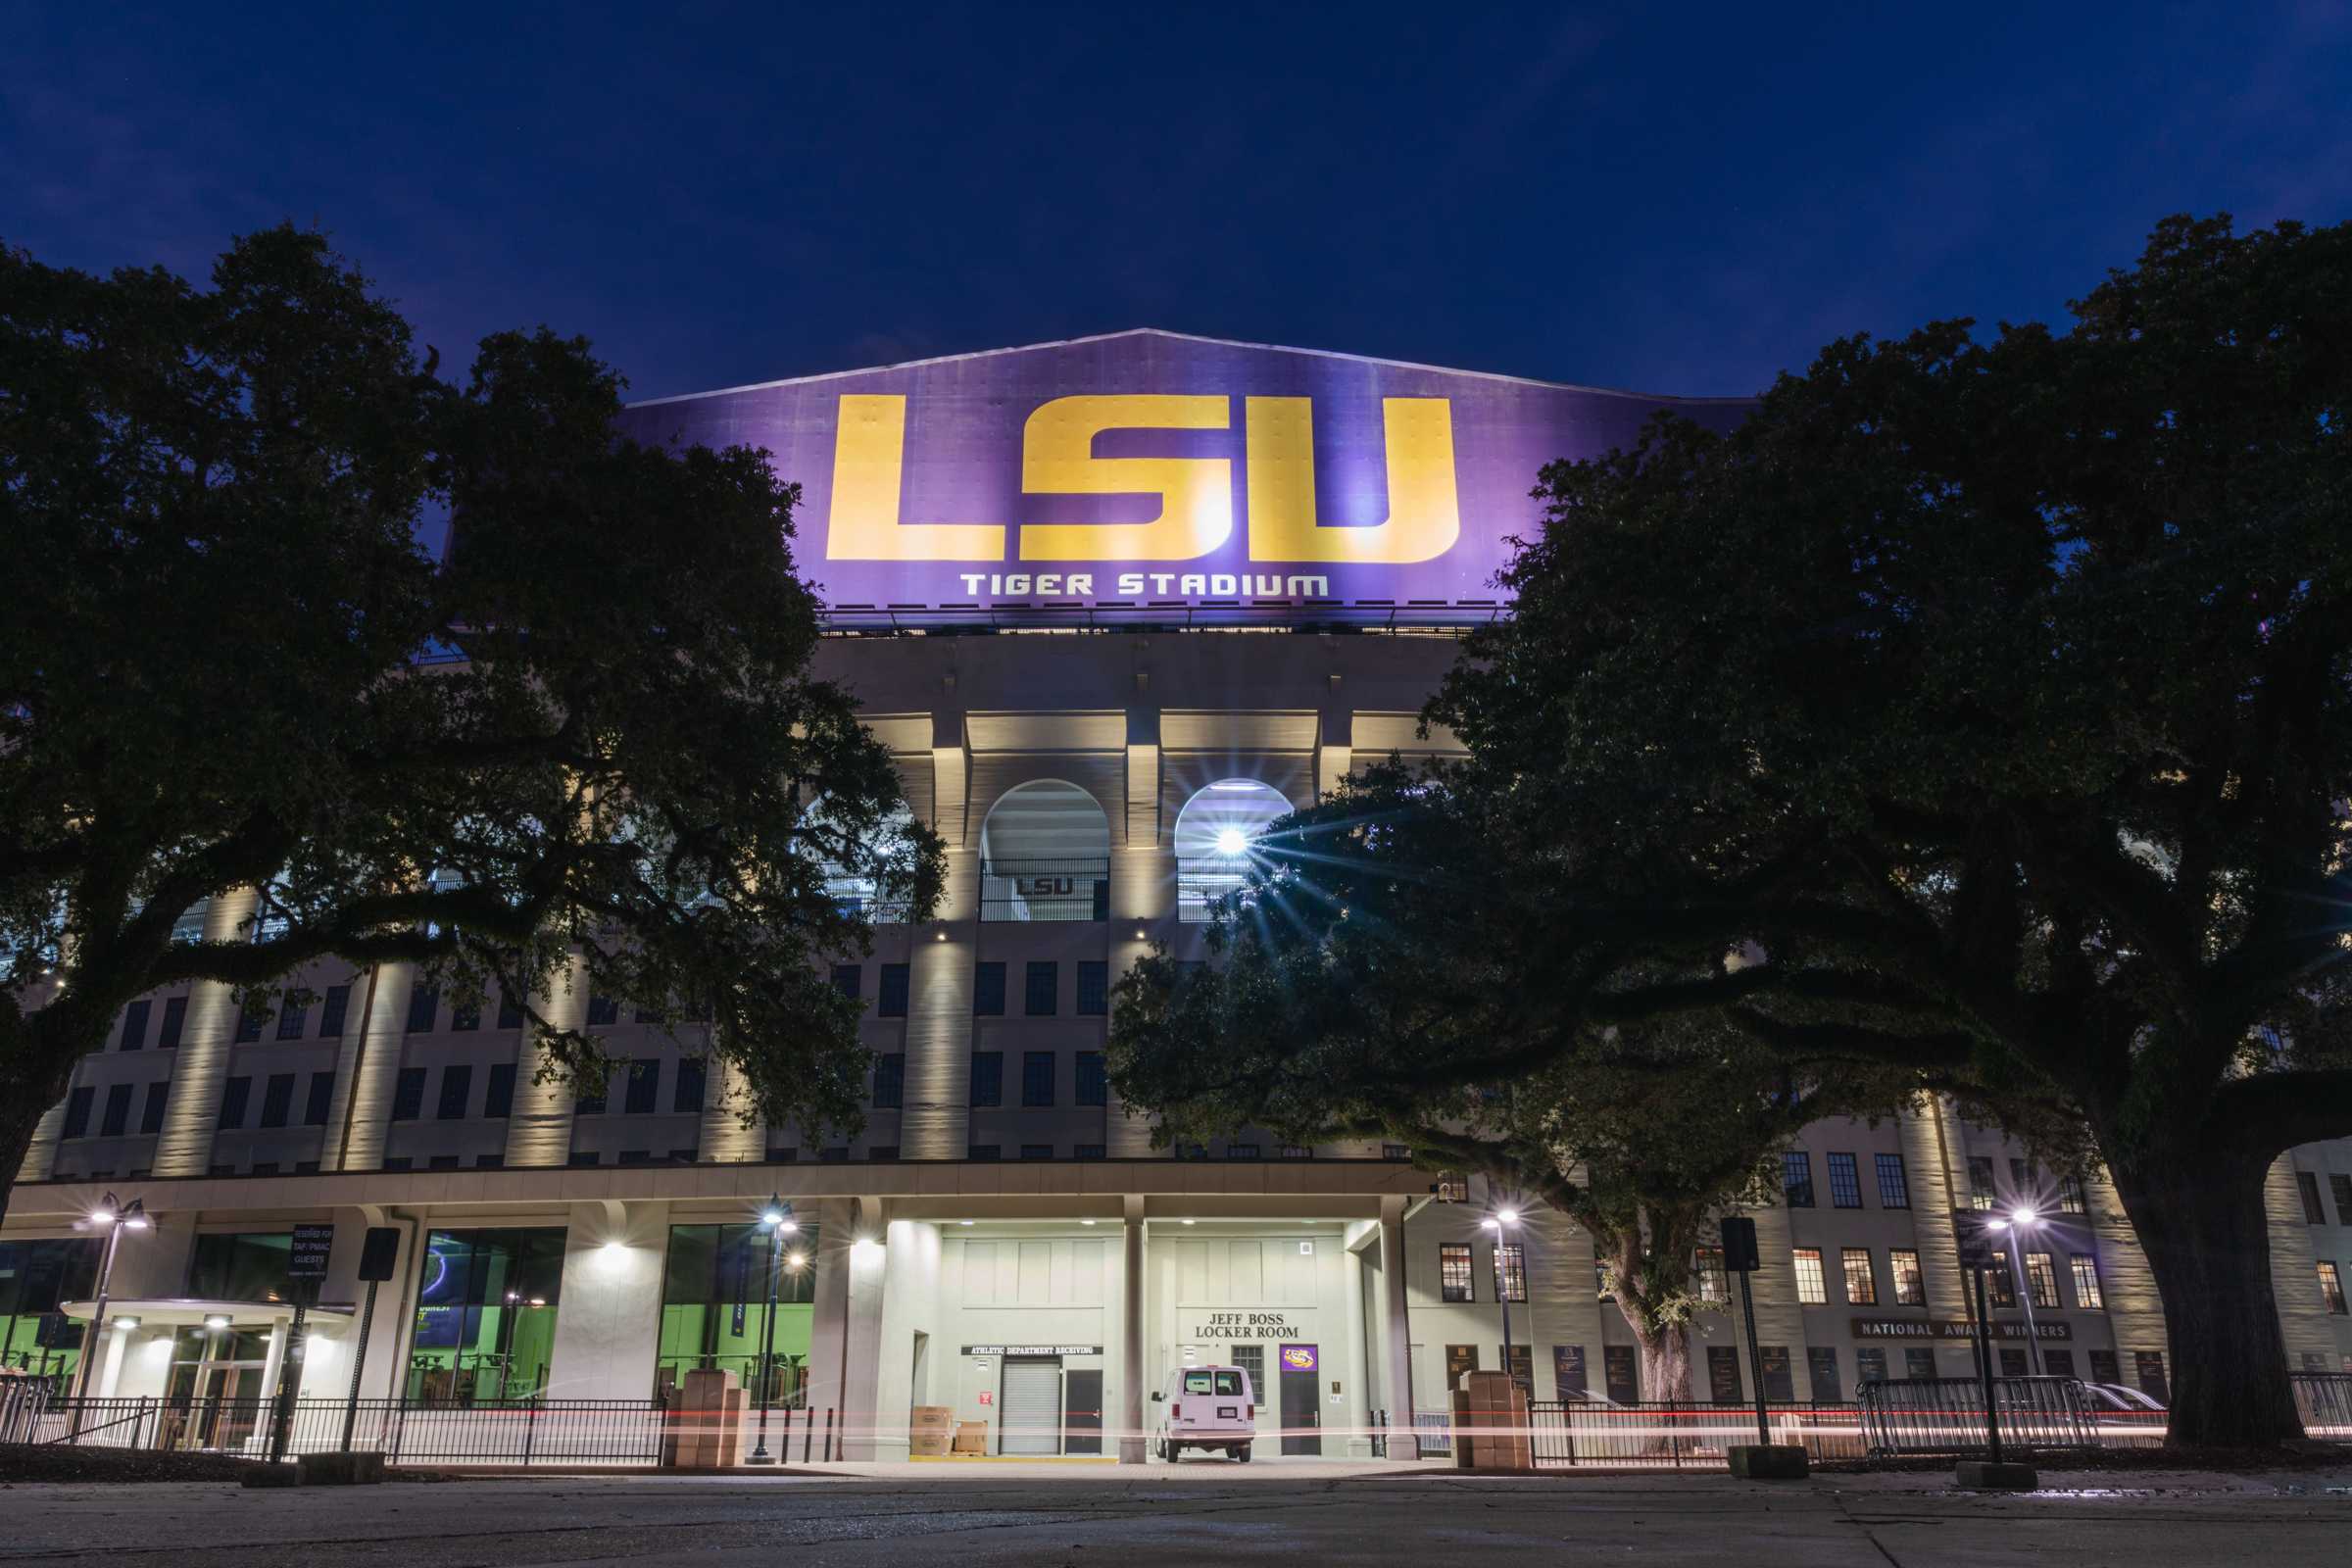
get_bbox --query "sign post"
[1716,1216,1802,1478]
[270,1223,335,1462]
[343,1227,402,1451]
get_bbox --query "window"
[1808,1347,1841,1401]
[830,964,860,1003]
[406,987,438,1034]
[566,1152,600,1167]
[1967,1155,1997,1209]
[573,1069,608,1115]
[2088,1348,2120,1385]
[2134,1350,2169,1402]
[1075,1052,1107,1107]
[187,1232,297,1298]
[120,1000,151,1052]
[1840,1248,1877,1305]
[872,1054,905,1109]
[670,1148,699,1165]
[586,994,620,1027]
[1706,1345,1743,1406]
[437,1065,473,1120]
[497,992,525,1030]
[276,1000,309,1041]
[1439,1244,1475,1301]
[260,1072,296,1129]
[1231,1344,1265,1396]
[1792,1248,1827,1303]
[1781,1151,1815,1207]
[766,1146,798,1163]
[2070,1253,2104,1309]
[674,1058,707,1114]
[1073,1144,1105,1160]
[2010,1157,2032,1192]
[1024,961,1057,1016]
[428,1154,461,1171]
[158,996,187,1048]
[1904,1348,1938,1381]
[1986,1252,2019,1308]
[139,1082,168,1135]
[2044,1348,2077,1378]
[1494,1242,1528,1302]
[450,1001,479,1032]
[622,1059,660,1115]
[1021,1052,1054,1106]
[966,1144,1001,1161]
[1889,1249,1926,1306]
[219,1075,253,1129]
[484,1062,515,1119]
[1695,1247,1728,1303]
[319,984,350,1039]
[2024,1252,2059,1310]
[99,1084,132,1138]
[2299,1171,2327,1224]
[1826,1152,1862,1208]
[1280,1145,1313,1159]
[1226,1143,1261,1159]
[2333,1174,2352,1227]
[973,962,1005,1016]
[2320,1261,2349,1315]
[406,1227,567,1405]
[878,963,909,1018]
[1384,1144,1412,1160]
[2058,1174,2089,1214]
[1875,1152,1911,1209]
[234,1005,264,1044]
[389,1067,426,1121]
[978,779,1112,922]
[1856,1348,1888,1384]
[969,1052,1003,1106]
[1076,960,1108,1016]
[1019,1144,1054,1160]
[303,1073,334,1127]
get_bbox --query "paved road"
[4,1466,2350,1567]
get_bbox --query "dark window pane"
[234,1006,264,1044]
[450,1002,480,1032]
[275,1001,309,1041]
[966,1144,1000,1161]
[319,985,351,1039]
[831,964,860,1001]
[1876,1152,1911,1208]
[259,1072,295,1128]
[622,1059,660,1114]
[1024,961,1056,1016]
[1075,1052,1107,1107]
[139,1082,169,1134]
[879,963,910,1018]
[437,1065,473,1120]
[390,1067,426,1121]
[674,1058,707,1114]
[586,995,620,1027]
[484,1062,515,1118]
[873,1054,905,1109]
[99,1084,132,1137]
[1020,1144,1054,1160]
[119,1000,151,1053]
[405,987,438,1035]
[573,1068,609,1115]
[158,996,187,1049]
[304,1073,335,1127]
[1827,1152,1863,1207]
[1076,960,1108,1016]
[1782,1152,1814,1207]
[218,1075,253,1129]
[973,963,1005,1016]
[969,1052,1002,1106]
[1021,1051,1054,1106]
[497,992,524,1030]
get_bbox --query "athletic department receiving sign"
[617,330,1748,623]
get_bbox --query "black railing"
[1525,1400,1868,1468]
[978,859,1109,922]
[1856,1376,2097,1456]
[2290,1371,2352,1441]
[0,1392,671,1466]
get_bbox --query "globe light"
[1214,828,1249,857]
[2011,1206,2039,1226]
[1496,1208,1521,1225]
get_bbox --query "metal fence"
[1857,1377,2098,1456]
[978,859,1109,922]
[1524,1400,1868,1469]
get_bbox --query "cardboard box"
[952,1420,989,1455]
[910,1429,953,1456]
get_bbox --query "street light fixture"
[1990,1208,2047,1376]
[1482,1208,1522,1395]
[748,1196,792,1465]
[72,1194,148,1400]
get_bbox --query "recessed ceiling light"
[1180,1218,1196,1226]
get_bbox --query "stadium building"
[9,331,2352,1461]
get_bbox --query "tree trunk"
[0,1002,99,1231]
[2106,1152,2306,1448]
[1628,1314,1693,1403]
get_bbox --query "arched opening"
[1172,779,1293,922]
[809,799,922,922]
[979,781,1111,922]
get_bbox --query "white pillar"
[251,1318,289,1450]
[1379,1196,1417,1459]
[1120,1195,1147,1463]
[1342,1225,1372,1458]
[96,1322,131,1396]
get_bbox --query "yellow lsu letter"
[1018,396,1232,561]
[827,394,1006,561]
[1244,397,1459,564]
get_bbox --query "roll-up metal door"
[1000,1356,1062,1455]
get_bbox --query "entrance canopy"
[58,1298,355,1327]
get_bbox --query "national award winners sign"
[616,330,1747,622]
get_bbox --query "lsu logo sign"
[827,394,1459,577]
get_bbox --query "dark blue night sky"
[6,2,2348,404]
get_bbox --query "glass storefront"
[406,1228,565,1404]
[656,1222,816,1406]
[188,1232,295,1301]
[160,1325,279,1450]
[0,1238,100,1390]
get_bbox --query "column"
[15,1098,68,1186]
[252,1317,289,1450]
[1120,1194,1147,1463]
[1106,692,1165,1156]
[1378,1196,1417,1457]
[2264,1157,2340,1373]
[504,953,587,1167]
[319,962,413,1171]
[1898,1095,1980,1376]
[150,887,261,1177]
[547,1200,669,1400]
[903,710,974,1159]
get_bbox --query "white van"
[1152,1364,1256,1461]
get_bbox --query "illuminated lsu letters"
[826,393,1459,566]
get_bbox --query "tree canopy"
[0,227,941,1222]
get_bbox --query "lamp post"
[747,1196,796,1465]
[1993,1209,2047,1376]
[1481,1207,1521,1395]
[71,1195,149,1401]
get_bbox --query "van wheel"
[1159,1441,1174,1462]
[1237,1446,1251,1463]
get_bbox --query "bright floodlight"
[205,1314,232,1330]
[2011,1206,2039,1226]
[1214,827,1249,857]
[1481,1216,1499,1230]
[1496,1208,1521,1225]
[787,1252,807,1270]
